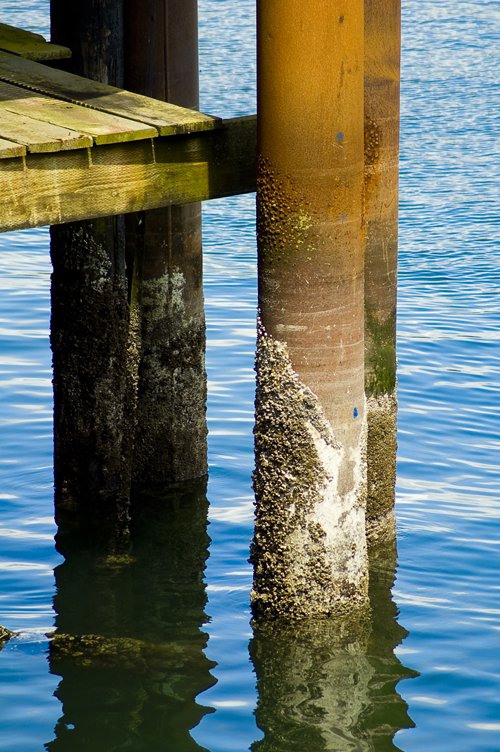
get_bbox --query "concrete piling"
[46,1,402,579]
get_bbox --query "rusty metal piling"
[364,0,401,543]
[252,0,369,619]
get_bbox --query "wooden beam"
[0,115,256,232]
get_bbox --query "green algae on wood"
[0,80,157,146]
[0,51,218,135]
[0,23,71,61]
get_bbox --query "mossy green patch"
[365,308,397,396]
[365,392,397,534]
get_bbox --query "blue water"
[0,1,499,750]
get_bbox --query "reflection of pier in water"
[250,535,417,751]
[46,482,216,752]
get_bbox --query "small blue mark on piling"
[353,407,358,418]
[336,131,344,144]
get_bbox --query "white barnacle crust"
[251,317,369,620]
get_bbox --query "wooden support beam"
[0,115,256,233]
[49,0,134,555]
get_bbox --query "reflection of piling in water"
[47,481,216,752]
[250,531,416,751]
[362,531,418,748]
[250,618,373,751]
[364,0,401,542]
[252,0,369,620]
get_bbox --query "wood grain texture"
[0,81,157,145]
[0,137,26,158]
[0,106,91,152]
[0,115,256,231]
[0,52,219,135]
[0,23,71,61]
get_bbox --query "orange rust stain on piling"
[257,0,366,444]
[254,1,369,617]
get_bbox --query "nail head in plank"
[0,52,219,135]
[0,81,157,145]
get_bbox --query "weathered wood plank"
[0,23,71,61]
[0,137,26,158]
[0,115,256,232]
[0,107,91,152]
[0,81,157,145]
[0,52,219,135]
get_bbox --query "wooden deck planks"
[0,33,257,233]
[0,81,157,145]
[0,52,219,136]
[0,23,71,61]
[0,107,92,153]
[0,137,26,159]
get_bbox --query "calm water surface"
[0,1,498,750]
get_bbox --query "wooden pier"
[1,8,401,620]
[0,24,256,233]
